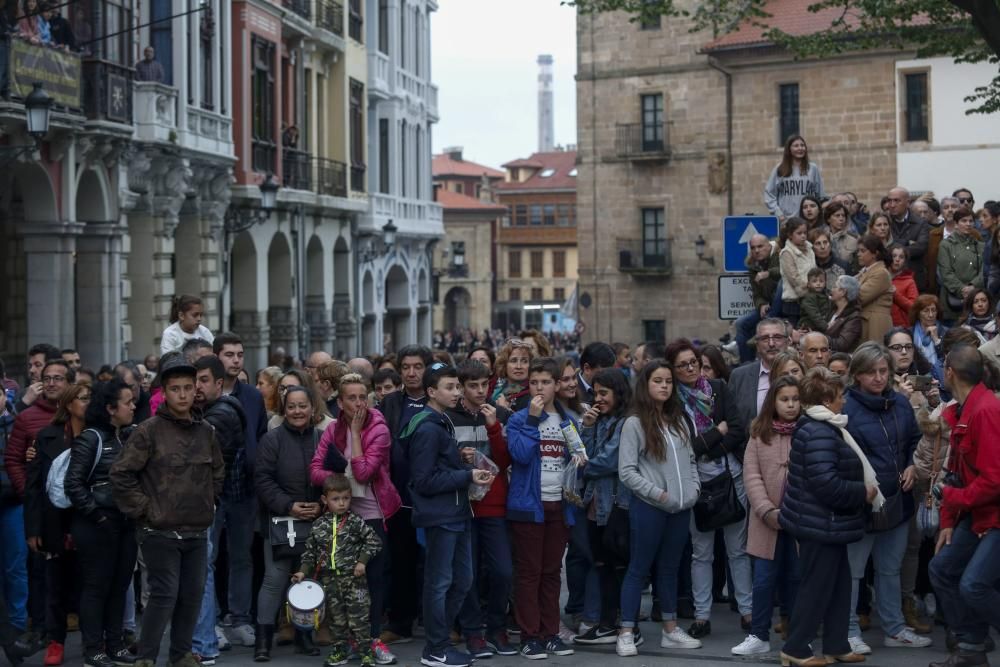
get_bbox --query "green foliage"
[567,0,1000,114]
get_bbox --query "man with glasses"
[886,186,931,292]
[729,319,790,437]
[11,344,60,415]
[953,188,975,210]
[304,350,333,383]
[3,358,74,655]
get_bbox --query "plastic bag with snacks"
[562,458,585,507]
[468,451,499,502]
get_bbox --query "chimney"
[537,54,554,153]
[443,146,463,161]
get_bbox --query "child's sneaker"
[544,637,574,656]
[370,639,396,665]
[486,632,518,656]
[324,646,350,667]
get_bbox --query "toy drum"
[286,579,325,631]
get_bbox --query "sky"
[431,0,578,171]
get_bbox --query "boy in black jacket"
[402,363,493,667]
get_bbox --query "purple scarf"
[678,376,715,435]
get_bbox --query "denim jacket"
[581,416,631,526]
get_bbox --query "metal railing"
[615,122,671,159]
[252,139,276,174]
[617,238,672,274]
[313,157,347,197]
[283,0,311,20]
[283,148,312,190]
[82,59,133,123]
[315,0,344,35]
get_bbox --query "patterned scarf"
[772,420,797,435]
[678,376,715,435]
[491,378,525,403]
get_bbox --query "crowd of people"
[0,136,998,667]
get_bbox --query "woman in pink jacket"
[310,373,401,665]
[732,375,802,657]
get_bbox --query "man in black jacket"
[376,344,433,644]
[191,355,256,653]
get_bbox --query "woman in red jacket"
[890,244,919,327]
[310,373,400,666]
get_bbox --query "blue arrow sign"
[723,216,780,273]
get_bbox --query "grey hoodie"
[618,416,700,513]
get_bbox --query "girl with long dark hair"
[763,135,824,220]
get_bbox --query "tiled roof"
[703,0,867,50]
[436,188,508,213]
[495,151,578,192]
[432,154,504,178]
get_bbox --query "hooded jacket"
[506,404,578,525]
[779,416,867,544]
[403,408,474,528]
[891,268,919,327]
[940,383,1000,534]
[198,395,249,500]
[310,408,401,521]
[446,401,511,518]
[844,385,922,529]
[110,406,224,532]
[4,398,57,497]
[617,415,700,514]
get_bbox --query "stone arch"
[12,163,58,222]
[306,235,324,297]
[75,167,112,222]
[267,232,295,355]
[362,270,375,314]
[385,264,410,311]
[231,231,258,315]
[417,268,430,303]
[444,286,472,331]
[383,264,412,353]
[305,235,331,353]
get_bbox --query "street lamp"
[0,82,52,165]
[452,242,465,267]
[360,220,399,263]
[382,220,398,246]
[224,173,281,233]
[695,234,715,266]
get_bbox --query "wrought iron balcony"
[615,122,671,161]
[82,59,133,124]
[314,157,347,197]
[252,138,277,174]
[315,0,344,35]
[283,0,311,20]
[283,148,312,190]
[617,238,672,276]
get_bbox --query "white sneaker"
[732,635,771,655]
[885,628,933,648]
[227,623,255,647]
[215,625,232,651]
[849,636,872,655]
[616,632,638,657]
[661,627,702,649]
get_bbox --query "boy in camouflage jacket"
[293,475,382,667]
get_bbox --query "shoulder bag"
[268,430,318,559]
[693,455,746,532]
[915,426,943,538]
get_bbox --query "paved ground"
[27,597,956,667]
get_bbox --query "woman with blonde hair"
[256,366,283,418]
[491,338,534,411]
[267,369,332,431]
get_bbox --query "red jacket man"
[5,398,58,497]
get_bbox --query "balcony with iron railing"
[617,238,673,276]
[283,0,311,20]
[615,122,671,161]
[313,157,348,197]
[283,148,312,190]
[82,59,133,124]
[314,0,344,35]
[252,139,277,174]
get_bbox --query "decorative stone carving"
[708,152,729,195]
[149,155,193,238]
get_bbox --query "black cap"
[157,355,196,383]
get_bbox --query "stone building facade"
[575,4,900,345]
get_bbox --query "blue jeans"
[212,495,255,624]
[736,309,762,363]
[458,517,512,638]
[423,524,473,653]
[0,504,28,630]
[192,528,219,657]
[620,500,689,627]
[565,505,600,624]
[750,531,799,641]
[847,520,909,638]
[929,517,1000,649]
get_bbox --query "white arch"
[75,166,113,222]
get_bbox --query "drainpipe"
[351,215,361,356]
[707,56,734,216]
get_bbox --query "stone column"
[21,222,84,349]
[333,293,356,358]
[233,309,270,374]
[268,305,297,358]
[75,223,126,365]
[306,295,334,355]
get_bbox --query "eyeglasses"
[888,343,915,352]
[674,359,700,371]
[75,394,91,402]
[958,198,974,204]
[504,338,529,348]
[758,334,788,344]
[42,375,66,384]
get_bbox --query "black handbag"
[268,515,312,559]
[693,457,746,532]
[602,504,630,562]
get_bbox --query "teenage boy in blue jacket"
[403,363,494,667]
[506,357,587,660]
